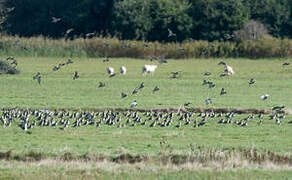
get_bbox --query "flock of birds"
[0,105,289,132]
[1,20,291,132]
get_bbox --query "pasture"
[0,57,292,179]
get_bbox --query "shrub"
[0,60,20,74]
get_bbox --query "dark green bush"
[0,60,20,74]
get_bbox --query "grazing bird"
[209,83,215,89]
[98,82,105,88]
[261,94,270,101]
[51,17,61,23]
[66,59,73,64]
[220,88,227,95]
[272,105,285,111]
[282,62,290,66]
[52,66,60,71]
[121,92,127,99]
[130,100,137,108]
[169,71,181,79]
[6,57,15,60]
[109,73,116,78]
[137,82,145,90]
[73,71,79,80]
[11,60,18,66]
[103,57,109,63]
[160,56,168,64]
[106,67,114,75]
[120,66,127,75]
[153,86,160,93]
[132,88,139,95]
[218,61,226,65]
[33,72,41,84]
[205,98,212,105]
[204,72,211,76]
[184,102,192,108]
[276,118,281,125]
[249,78,255,86]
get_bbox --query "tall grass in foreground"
[0,35,291,58]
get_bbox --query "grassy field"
[1,57,292,179]
[0,57,292,110]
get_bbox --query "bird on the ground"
[153,86,160,93]
[33,72,41,84]
[205,98,212,105]
[109,73,116,78]
[11,60,18,66]
[249,78,255,86]
[272,105,285,111]
[73,71,79,80]
[103,57,109,62]
[66,59,73,64]
[218,61,226,65]
[6,57,15,60]
[132,88,139,95]
[160,56,167,64]
[282,62,290,66]
[261,94,270,101]
[220,88,227,95]
[137,82,145,90]
[98,82,105,88]
[52,66,60,71]
[204,72,211,76]
[184,102,192,107]
[130,100,137,108]
[121,92,127,99]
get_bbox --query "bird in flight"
[51,17,61,23]
[168,28,176,37]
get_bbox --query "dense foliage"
[0,0,291,41]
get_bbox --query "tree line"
[0,0,291,42]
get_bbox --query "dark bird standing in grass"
[153,86,160,93]
[220,88,227,95]
[249,78,255,86]
[282,62,290,66]
[66,59,73,64]
[109,73,116,78]
[33,72,41,84]
[121,92,127,99]
[73,71,79,80]
[204,72,211,76]
[98,82,105,88]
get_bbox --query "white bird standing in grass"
[120,66,127,75]
[130,100,137,108]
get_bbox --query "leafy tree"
[189,0,248,41]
